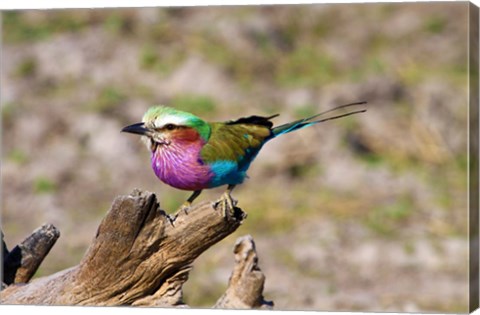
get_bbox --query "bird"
[122,101,367,213]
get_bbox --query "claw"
[213,185,238,218]
[178,201,191,215]
[178,190,202,215]
[166,213,177,227]
[215,191,237,218]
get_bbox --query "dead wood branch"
[2,224,60,285]
[214,235,273,309]
[1,189,271,308]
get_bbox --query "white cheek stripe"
[152,115,187,128]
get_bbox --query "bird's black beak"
[121,122,149,135]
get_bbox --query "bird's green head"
[122,105,211,151]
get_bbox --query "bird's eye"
[165,124,176,130]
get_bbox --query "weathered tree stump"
[2,224,60,286]
[1,189,272,309]
[215,235,273,309]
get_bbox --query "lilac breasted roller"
[122,101,366,212]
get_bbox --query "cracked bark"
[1,189,272,309]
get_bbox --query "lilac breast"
[151,141,213,191]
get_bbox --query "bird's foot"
[166,213,177,226]
[177,201,192,215]
[214,193,238,218]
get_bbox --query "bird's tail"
[272,101,367,137]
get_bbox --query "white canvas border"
[1,1,478,315]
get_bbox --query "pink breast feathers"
[151,138,213,191]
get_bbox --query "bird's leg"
[179,190,202,214]
[215,184,237,217]
[224,184,237,209]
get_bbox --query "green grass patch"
[15,57,37,78]
[277,46,337,87]
[1,102,22,126]
[293,103,318,120]
[458,153,469,173]
[398,60,468,88]
[362,56,387,78]
[237,184,325,235]
[3,11,90,43]
[138,44,186,76]
[139,45,159,70]
[286,162,322,180]
[359,152,385,167]
[241,202,295,235]
[88,86,126,113]
[341,130,386,168]
[103,13,129,34]
[4,11,52,43]
[364,196,414,237]
[7,149,28,165]
[148,17,175,41]
[33,176,57,194]
[403,240,416,255]
[194,34,259,87]
[424,16,447,34]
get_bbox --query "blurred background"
[1,2,471,312]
